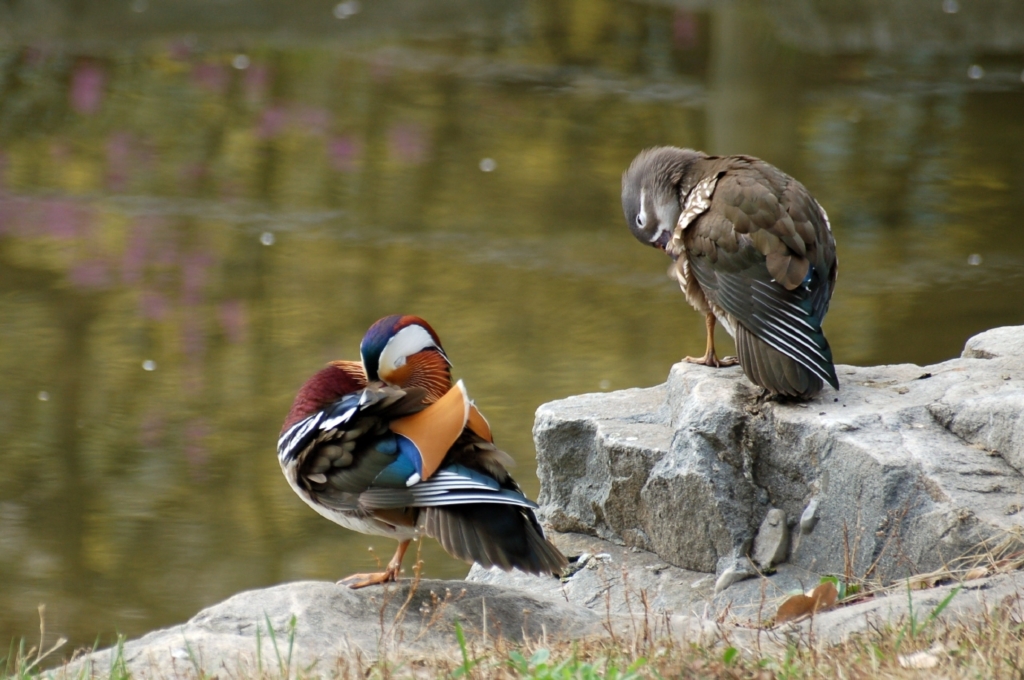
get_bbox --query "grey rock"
[714,557,757,595]
[670,570,1024,651]
[468,531,711,619]
[536,326,1024,581]
[799,497,820,534]
[62,579,601,678]
[752,509,789,569]
[467,531,819,621]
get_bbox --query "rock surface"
[535,326,1024,581]
[60,327,1024,677]
[468,531,822,621]
[61,579,600,678]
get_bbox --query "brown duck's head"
[622,146,707,250]
[360,315,452,402]
[281,360,367,433]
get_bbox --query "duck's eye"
[635,213,645,228]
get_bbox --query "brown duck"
[622,147,839,398]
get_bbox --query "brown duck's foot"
[683,353,740,368]
[338,539,410,589]
[337,568,399,589]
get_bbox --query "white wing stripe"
[320,407,357,431]
[277,414,323,459]
[754,325,832,382]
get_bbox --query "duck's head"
[622,146,705,250]
[360,315,451,402]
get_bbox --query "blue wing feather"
[360,465,537,509]
[369,434,423,487]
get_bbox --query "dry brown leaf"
[775,582,839,624]
[809,581,838,610]
[964,566,989,580]
[776,594,816,624]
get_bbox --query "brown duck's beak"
[653,229,671,250]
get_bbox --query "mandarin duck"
[622,147,839,399]
[277,314,567,588]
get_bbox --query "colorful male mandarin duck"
[277,314,567,588]
[622,147,839,399]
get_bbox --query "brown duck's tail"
[421,504,567,576]
[735,323,825,398]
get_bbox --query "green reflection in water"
[0,0,1023,659]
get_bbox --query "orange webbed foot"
[337,568,399,589]
[683,353,739,368]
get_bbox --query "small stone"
[799,499,820,535]
[752,509,789,569]
[714,562,754,594]
[690,575,713,589]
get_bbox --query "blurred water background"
[1,0,1023,658]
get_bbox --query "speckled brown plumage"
[622,147,839,398]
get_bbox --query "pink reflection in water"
[192,62,229,94]
[140,291,169,320]
[328,135,362,172]
[122,217,161,284]
[673,11,699,49]
[0,202,9,237]
[69,259,111,289]
[70,62,106,114]
[168,39,194,61]
[184,419,209,476]
[106,132,133,192]
[139,410,166,449]
[0,196,95,238]
[49,141,73,169]
[182,315,205,365]
[153,235,178,266]
[44,199,89,239]
[218,299,248,344]
[297,107,330,136]
[244,65,270,101]
[182,252,212,306]
[388,123,427,164]
[257,107,288,139]
[0,196,29,235]
[178,161,209,192]
[370,56,393,83]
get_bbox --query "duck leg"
[684,313,739,367]
[338,539,410,589]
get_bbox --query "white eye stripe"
[379,325,441,376]
[636,188,648,228]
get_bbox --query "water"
[1,0,1022,659]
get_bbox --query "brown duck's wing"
[685,159,839,390]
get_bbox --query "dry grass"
[6,531,1024,679]
[6,582,1023,680]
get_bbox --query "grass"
[6,533,1023,679]
[4,583,1023,680]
